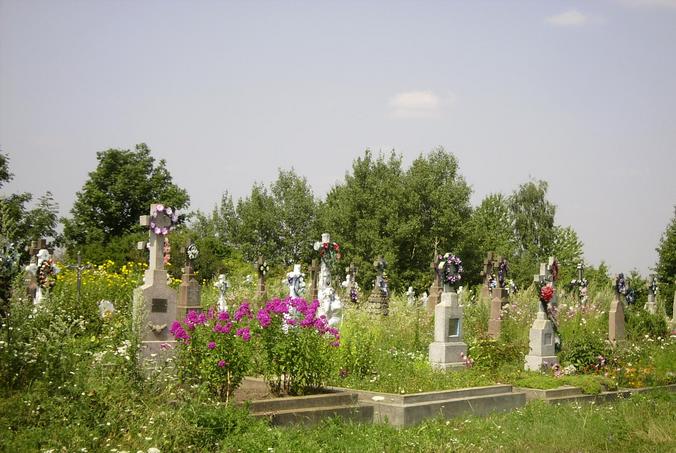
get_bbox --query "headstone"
[364,256,390,316]
[571,262,589,305]
[406,286,415,306]
[286,264,306,298]
[256,256,269,300]
[609,274,626,343]
[480,251,498,301]
[524,302,559,371]
[645,275,657,315]
[426,259,442,314]
[133,204,179,356]
[34,248,58,305]
[314,233,342,326]
[214,274,229,312]
[341,263,359,306]
[429,254,467,370]
[24,239,47,301]
[176,241,201,319]
[66,251,92,304]
[308,259,319,301]
[488,259,510,338]
[420,291,429,307]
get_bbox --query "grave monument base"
[524,312,558,371]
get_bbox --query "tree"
[0,153,12,188]
[655,206,676,317]
[551,225,584,286]
[508,180,557,287]
[62,143,190,263]
[468,193,515,263]
[235,184,279,265]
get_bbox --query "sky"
[1,0,675,276]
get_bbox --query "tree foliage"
[62,144,189,263]
[655,206,676,317]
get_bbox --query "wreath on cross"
[149,204,178,235]
[437,253,463,285]
[38,259,58,289]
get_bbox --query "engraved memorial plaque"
[544,333,552,345]
[152,298,168,313]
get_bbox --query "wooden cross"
[67,251,92,303]
[27,239,48,263]
[257,256,266,294]
[308,258,319,300]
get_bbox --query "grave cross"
[256,256,268,295]
[66,251,92,303]
[139,204,172,272]
[481,252,498,287]
[308,258,319,301]
[27,239,48,263]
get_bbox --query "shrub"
[468,336,525,369]
[626,307,669,341]
[171,303,254,402]
[255,297,340,395]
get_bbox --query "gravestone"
[406,286,415,306]
[429,254,467,370]
[314,233,342,326]
[488,259,509,338]
[525,263,559,371]
[341,263,359,306]
[214,274,229,312]
[256,256,269,300]
[133,204,179,356]
[426,259,442,314]
[480,251,498,301]
[66,251,92,304]
[286,264,306,298]
[571,262,589,305]
[609,274,626,343]
[24,239,47,300]
[645,275,657,315]
[364,256,390,316]
[308,259,319,301]
[176,241,201,319]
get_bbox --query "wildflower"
[257,310,272,328]
[217,359,226,368]
[236,327,251,342]
[234,302,252,321]
[208,341,216,350]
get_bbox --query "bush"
[468,336,525,369]
[255,297,340,395]
[171,303,254,402]
[626,307,669,341]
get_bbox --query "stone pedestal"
[609,295,626,343]
[429,290,467,370]
[524,310,559,371]
[176,264,201,320]
[364,288,389,316]
[134,268,178,356]
[645,293,657,315]
[488,288,508,339]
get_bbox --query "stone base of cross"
[429,289,467,370]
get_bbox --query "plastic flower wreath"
[437,253,463,286]
[258,260,270,276]
[314,240,341,267]
[497,259,508,288]
[187,243,199,261]
[37,258,58,289]
[149,204,178,235]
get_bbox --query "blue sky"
[1,0,675,275]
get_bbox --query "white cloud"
[388,90,443,119]
[620,0,676,9]
[545,10,589,26]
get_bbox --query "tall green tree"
[62,143,189,263]
[551,225,584,286]
[468,193,515,262]
[235,184,279,265]
[655,206,676,317]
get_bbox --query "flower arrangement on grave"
[615,273,627,295]
[258,260,270,276]
[187,243,199,261]
[148,204,178,235]
[498,259,508,288]
[170,303,254,402]
[437,253,463,288]
[548,258,559,282]
[648,276,658,296]
[488,273,497,290]
[37,258,58,289]
[163,237,171,266]
[314,240,341,268]
[256,297,340,395]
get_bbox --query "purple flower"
[170,321,190,341]
[234,302,252,321]
[208,341,216,350]
[218,359,226,368]
[236,327,251,342]
[257,310,272,328]
[217,310,230,321]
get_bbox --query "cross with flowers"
[139,204,177,272]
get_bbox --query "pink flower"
[218,359,226,368]
[208,341,216,350]
[236,327,251,342]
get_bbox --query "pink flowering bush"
[255,297,340,396]
[170,303,254,402]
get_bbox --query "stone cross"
[314,232,342,326]
[480,252,498,288]
[139,208,172,272]
[406,286,415,306]
[374,256,388,296]
[645,275,658,314]
[427,257,443,314]
[286,264,305,298]
[66,251,92,304]
[214,274,229,312]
